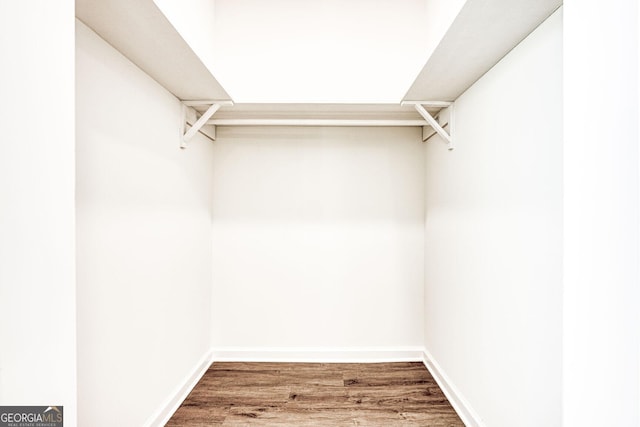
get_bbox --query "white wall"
[209,0,432,102]
[76,21,214,426]
[563,0,640,425]
[423,9,563,427]
[0,1,77,425]
[211,126,425,354]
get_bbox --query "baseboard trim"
[143,350,213,427]
[422,350,485,427]
[212,347,424,363]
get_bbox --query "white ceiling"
[155,0,442,103]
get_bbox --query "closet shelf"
[77,0,559,150]
[76,0,232,102]
[403,0,562,102]
[180,102,453,147]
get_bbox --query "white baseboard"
[143,350,213,427]
[212,347,424,363]
[422,350,485,427]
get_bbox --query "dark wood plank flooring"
[167,362,464,426]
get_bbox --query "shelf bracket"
[180,100,233,149]
[402,101,454,150]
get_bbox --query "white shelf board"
[191,103,446,126]
[403,0,562,102]
[206,103,434,121]
[76,0,232,102]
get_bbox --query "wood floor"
[167,362,464,426]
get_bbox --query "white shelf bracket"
[402,101,455,150]
[180,101,233,149]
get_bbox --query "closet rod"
[205,119,429,127]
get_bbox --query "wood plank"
[165,406,228,426]
[167,362,464,426]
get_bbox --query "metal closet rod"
[202,102,454,127]
[205,119,429,127]
[180,100,454,147]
